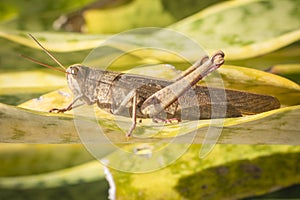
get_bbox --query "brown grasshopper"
[25,34,280,137]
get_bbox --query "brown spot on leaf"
[240,163,262,179]
[216,166,229,176]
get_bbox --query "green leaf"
[0,2,18,23]
[0,70,65,90]
[0,70,65,105]
[0,160,108,199]
[0,103,299,145]
[83,0,223,33]
[171,0,300,59]
[0,29,108,52]
[0,144,93,177]
[0,161,103,189]
[0,0,95,30]
[0,64,298,144]
[268,63,300,84]
[226,42,300,70]
[84,0,175,33]
[111,144,300,199]
[1,0,300,61]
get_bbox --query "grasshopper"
[25,34,280,137]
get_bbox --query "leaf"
[1,0,300,61]
[226,42,300,70]
[171,0,300,59]
[0,2,18,23]
[0,29,108,52]
[1,144,300,200]
[111,144,300,199]
[0,65,298,144]
[0,144,93,177]
[0,161,108,199]
[0,70,65,105]
[0,0,95,30]
[84,0,175,33]
[83,0,223,33]
[269,63,300,75]
[0,161,103,189]
[1,103,299,145]
[268,63,300,84]
[0,70,65,91]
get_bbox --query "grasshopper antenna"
[28,33,66,70]
[20,54,67,74]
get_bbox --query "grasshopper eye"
[70,67,79,76]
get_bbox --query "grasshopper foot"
[152,117,181,124]
[49,108,68,113]
[126,120,137,138]
[126,131,133,138]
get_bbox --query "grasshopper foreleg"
[49,95,84,113]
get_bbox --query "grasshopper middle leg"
[111,90,138,137]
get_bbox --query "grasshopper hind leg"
[175,55,209,81]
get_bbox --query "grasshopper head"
[66,64,89,98]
